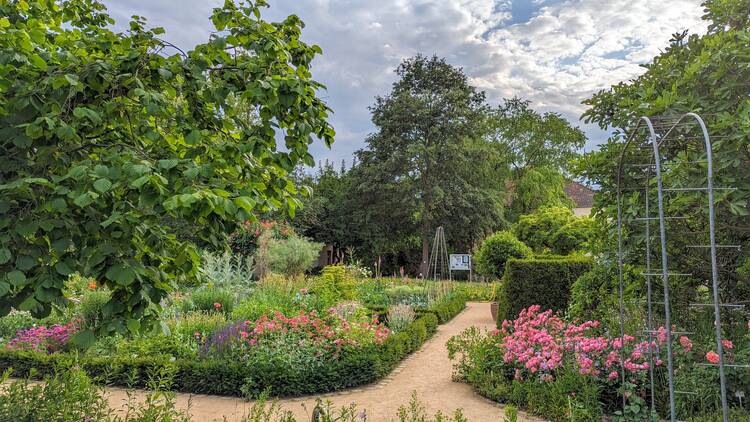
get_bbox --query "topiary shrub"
[77,290,111,330]
[474,231,532,279]
[496,256,592,324]
[512,206,574,252]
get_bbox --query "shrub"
[549,216,596,254]
[267,235,322,278]
[6,323,78,353]
[0,368,110,421]
[453,282,497,301]
[199,251,255,290]
[497,256,592,323]
[168,311,228,344]
[474,231,532,279]
[568,263,643,333]
[77,289,111,329]
[0,311,37,340]
[187,287,235,315]
[385,285,428,308]
[314,265,356,303]
[512,206,574,252]
[387,304,416,333]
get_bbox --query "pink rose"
[706,351,720,364]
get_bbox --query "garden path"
[105,302,543,422]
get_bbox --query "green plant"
[168,311,227,343]
[503,405,518,422]
[497,256,592,323]
[452,282,496,301]
[0,367,110,421]
[267,235,322,279]
[199,251,255,290]
[77,289,111,329]
[396,392,467,422]
[0,311,37,340]
[512,206,574,252]
[474,231,532,279]
[187,288,235,315]
[387,304,416,333]
[0,0,334,341]
[549,216,596,255]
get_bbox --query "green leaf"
[7,270,26,286]
[71,330,97,349]
[105,263,136,285]
[126,318,140,334]
[73,192,95,207]
[93,178,112,193]
[16,255,35,271]
[0,248,11,265]
[55,261,74,276]
[158,159,178,170]
[18,295,39,312]
[185,129,201,145]
[28,54,48,71]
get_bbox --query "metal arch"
[616,112,730,422]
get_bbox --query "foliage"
[507,167,574,221]
[0,367,110,421]
[0,311,37,340]
[549,216,596,255]
[575,0,750,306]
[453,282,497,301]
[388,304,416,333]
[0,0,334,338]
[314,265,357,303]
[497,256,592,323]
[488,97,586,176]
[267,235,322,278]
[198,250,255,290]
[568,263,644,333]
[186,287,235,315]
[167,311,227,344]
[352,54,506,275]
[474,231,532,279]
[77,289,111,329]
[512,206,575,252]
[0,313,439,397]
[396,392,468,422]
[229,220,295,258]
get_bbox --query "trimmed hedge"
[496,256,592,324]
[0,313,439,398]
[366,293,466,325]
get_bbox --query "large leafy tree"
[486,97,585,220]
[576,0,750,302]
[0,0,334,340]
[354,55,506,275]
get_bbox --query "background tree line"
[288,55,586,276]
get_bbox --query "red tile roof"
[564,181,595,208]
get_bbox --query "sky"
[102,0,709,167]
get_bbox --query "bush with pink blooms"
[449,305,750,421]
[6,323,78,353]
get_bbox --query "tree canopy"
[0,0,334,341]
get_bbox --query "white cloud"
[102,0,707,161]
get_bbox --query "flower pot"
[490,301,499,322]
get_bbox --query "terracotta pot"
[490,301,499,322]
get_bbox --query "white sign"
[449,254,471,271]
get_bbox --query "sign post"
[449,254,472,281]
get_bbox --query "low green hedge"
[0,313,439,398]
[365,293,466,325]
[496,256,592,324]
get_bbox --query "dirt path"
[106,302,542,422]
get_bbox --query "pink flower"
[239,331,248,338]
[213,302,222,310]
[706,351,720,364]
[722,339,733,350]
[608,371,619,381]
[679,336,692,353]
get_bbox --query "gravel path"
[106,302,542,421]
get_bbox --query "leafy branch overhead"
[0,0,334,343]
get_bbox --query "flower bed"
[0,312,439,397]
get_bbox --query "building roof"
[564,181,595,208]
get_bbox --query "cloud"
[102,0,707,162]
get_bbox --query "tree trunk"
[420,222,430,277]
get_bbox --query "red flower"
[88,281,97,290]
[706,351,720,364]
[213,302,222,310]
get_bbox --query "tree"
[488,97,586,176]
[0,0,334,341]
[354,55,506,275]
[576,0,750,303]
